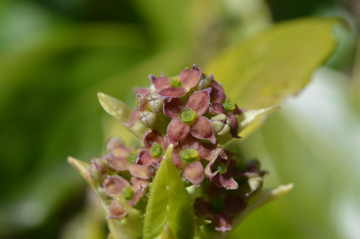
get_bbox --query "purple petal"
[127,109,140,126]
[186,89,210,115]
[105,154,129,171]
[106,137,131,158]
[129,187,147,207]
[131,177,149,191]
[179,65,202,90]
[136,149,154,166]
[143,130,164,148]
[233,104,243,115]
[196,142,216,161]
[212,213,232,232]
[229,113,240,138]
[191,116,216,144]
[167,119,191,145]
[159,87,187,98]
[214,174,238,190]
[134,87,151,98]
[183,161,204,187]
[149,75,170,91]
[204,158,218,178]
[210,76,226,103]
[171,147,184,168]
[129,164,152,179]
[163,98,184,119]
[103,175,130,196]
[107,200,127,220]
[209,103,226,114]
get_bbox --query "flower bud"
[210,113,231,136]
[139,110,157,128]
[197,74,211,90]
[89,157,107,182]
[145,93,163,114]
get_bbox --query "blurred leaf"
[143,145,195,239]
[205,18,340,110]
[98,92,147,139]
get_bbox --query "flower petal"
[108,200,127,220]
[131,177,149,191]
[214,174,238,190]
[143,130,164,148]
[210,76,226,103]
[229,113,240,138]
[134,87,151,98]
[105,154,129,171]
[149,74,170,91]
[183,161,204,187]
[212,213,232,232]
[159,87,187,98]
[191,116,216,144]
[106,137,131,158]
[103,175,130,196]
[127,108,140,126]
[196,142,216,161]
[163,98,184,119]
[167,119,191,145]
[129,164,152,179]
[179,65,202,90]
[136,149,154,166]
[209,103,226,114]
[186,89,210,115]
[171,146,183,168]
[129,187,147,207]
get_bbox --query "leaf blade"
[143,145,195,239]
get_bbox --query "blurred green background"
[0,0,359,238]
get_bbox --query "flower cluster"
[89,65,266,232]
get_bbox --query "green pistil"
[168,77,182,87]
[122,186,134,200]
[149,142,163,158]
[179,148,199,164]
[223,100,235,111]
[127,151,138,163]
[214,161,227,174]
[179,108,197,125]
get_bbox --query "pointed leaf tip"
[97,92,147,139]
[67,156,96,188]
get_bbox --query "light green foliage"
[143,145,195,239]
[206,18,340,109]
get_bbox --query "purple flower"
[150,65,202,98]
[164,89,216,145]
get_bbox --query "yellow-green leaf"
[143,145,195,239]
[206,18,341,110]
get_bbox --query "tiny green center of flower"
[121,186,135,200]
[149,142,163,158]
[126,151,138,163]
[223,100,235,111]
[214,161,227,174]
[179,108,197,125]
[168,77,182,87]
[179,148,199,164]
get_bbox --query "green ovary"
[179,108,197,125]
[179,148,199,164]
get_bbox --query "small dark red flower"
[164,89,216,145]
[150,65,202,98]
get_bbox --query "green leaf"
[98,92,148,139]
[143,145,195,239]
[206,18,341,110]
